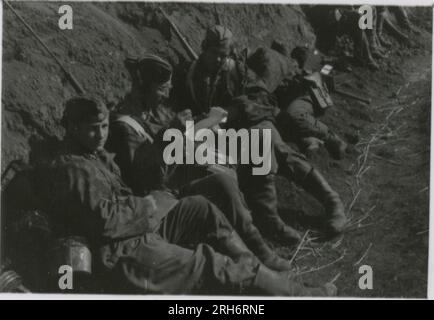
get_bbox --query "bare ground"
[274,49,431,298]
[1,3,431,297]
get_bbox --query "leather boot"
[242,173,302,246]
[252,264,337,296]
[218,230,256,261]
[325,132,347,160]
[301,169,347,235]
[243,224,292,272]
[269,222,302,246]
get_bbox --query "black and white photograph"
[0,0,432,300]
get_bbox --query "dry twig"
[346,223,374,233]
[347,205,375,228]
[353,243,373,266]
[347,188,362,219]
[329,272,342,284]
[296,250,347,276]
[416,229,429,236]
[288,229,310,266]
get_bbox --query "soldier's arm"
[107,121,152,190]
[107,122,140,170]
[225,94,277,129]
[52,161,154,241]
[171,61,193,112]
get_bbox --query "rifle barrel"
[334,88,371,104]
[158,7,198,60]
[4,1,85,94]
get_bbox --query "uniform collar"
[61,138,114,162]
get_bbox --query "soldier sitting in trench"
[32,95,337,295]
[106,53,292,272]
[173,25,348,240]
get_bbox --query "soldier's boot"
[218,230,255,261]
[271,222,302,246]
[243,174,302,246]
[261,253,292,272]
[252,265,337,296]
[324,132,347,160]
[243,224,292,272]
[301,169,347,235]
[254,204,302,246]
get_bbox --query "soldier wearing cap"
[174,25,245,116]
[174,25,348,240]
[34,95,336,296]
[106,53,294,272]
[58,96,108,151]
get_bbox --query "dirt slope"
[1,2,314,168]
[1,3,432,297]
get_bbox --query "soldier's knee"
[181,195,210,214]
[208,173,238,194]
[181,195,225,223]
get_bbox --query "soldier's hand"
[176,109,193,126]
[209,106,228,123]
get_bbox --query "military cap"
[137,53,173,85]
[62,96,108,126]
[202,25,233,50]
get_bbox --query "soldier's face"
[202,46,231,73]
[73,117,109,152]
[145,79,172,108]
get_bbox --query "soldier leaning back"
[105,53,293,272]
[34,95,336,296]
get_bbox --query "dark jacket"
[37,141,178,272]
[174,55,280,130]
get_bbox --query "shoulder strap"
[113,115,154,143]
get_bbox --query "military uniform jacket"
[106,94,179,196]
[37,141,178,269]
[175,56,280,129]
